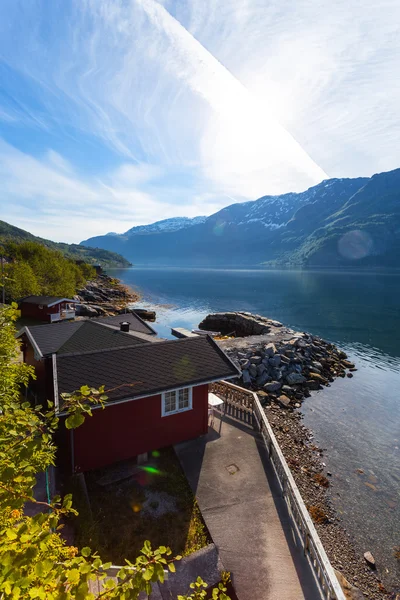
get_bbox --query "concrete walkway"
[175,415,322,600]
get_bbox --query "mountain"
[81,168,400,268]
[105,216,207,238]
[0,220,131,268]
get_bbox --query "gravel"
[266,404,391,600]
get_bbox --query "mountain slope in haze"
[81,168,400,268]
[0,220,131,268]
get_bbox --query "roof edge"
[16,326,43,360]
[57,374,238,416]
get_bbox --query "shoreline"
[91,278,397,598]
[75,273,142,317]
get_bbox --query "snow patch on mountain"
[124,216,207,236]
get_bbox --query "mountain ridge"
[0,220,131,268]
[81,167,400,268]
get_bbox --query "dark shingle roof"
[57,322,146,355]
[92,312,156,335]
[20,313,159,357]
[26,321,83,355]
[21,296,76,306]
[56,335,240,403]
[23,320,150,357]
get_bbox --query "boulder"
[286,373,306,385]
[242,370,251,384]
[264,343,277,357]
[306,380,321,391]
[268,354,281,367]
[282,385,294,395]
[256,363,266,375]
[249,356,262,365]
[75,304,99,317]
[308,372,328,384]
[256,372,270,387]
[264,381,282,393]
[277,394,291,408]
[249,364,258,378]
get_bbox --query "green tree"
[2,241,96,301]
[0,305,230,600]
[3,262,40,302]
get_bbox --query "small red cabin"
[17,315,240,472]
[20,296,77,323]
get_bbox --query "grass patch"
[71,448,210,564]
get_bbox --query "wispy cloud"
[0,0,399,241]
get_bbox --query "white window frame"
[161,386,193,417]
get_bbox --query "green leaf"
[6,528,17,540]
[66,569,80,585]
[81,547,91,557]
[168,563,176,573]
[65,412,85,429]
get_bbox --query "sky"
[0,0,399,243]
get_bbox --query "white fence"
[212,381,346,600]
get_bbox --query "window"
[162,387,192,416]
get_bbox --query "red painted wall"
[22,336,50,401]
[68,384,209,472]
[20,301,67,322]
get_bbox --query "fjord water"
[111,267,400,587]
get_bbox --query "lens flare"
[338,230,373,260]
[152,450,161,457]
[131,503,141,513]
[213,221,226,237]
[139,466,162,475]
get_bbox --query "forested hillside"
[1,241,96,302]
[0,220,131,268]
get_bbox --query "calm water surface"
[110,267,400,589]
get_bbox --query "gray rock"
[264,343,277,357]
[249,364,258,378]
[286,373,307,385]
[264,381,282,393]
[268,354,281,367]
[280,354,291,365]
[242,370,251,384]
[249,355,262,365]
[306,380,321,391]
[256,372,270,387]
[256,363,266,375]
[277,394,291,407]
[240,359,251,369]
[312,361,323,371]
[282,385,294,395]
[75,303,99,317]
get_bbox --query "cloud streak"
[0,0,399,240]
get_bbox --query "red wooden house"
[19,296,78,323]
[17,313,239,472]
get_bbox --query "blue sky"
[0,0,399,243]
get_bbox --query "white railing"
[49,310,76,322]
[215,380,345,600]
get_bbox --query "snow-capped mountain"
[106,216,207,237]
[81,169,400,268]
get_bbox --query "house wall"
[20,302,66,322]
[22,336,53,403]
[66,384,209,472]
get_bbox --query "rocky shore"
[201,311,357,408]
[200,312,392,599]
[74,273,141,317]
